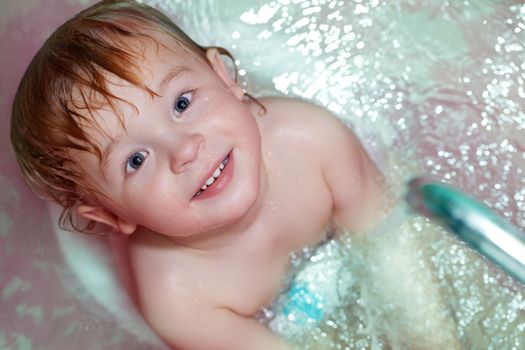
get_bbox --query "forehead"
[136,31,207,81]
[117,31,207,93]
[73,32,208,136]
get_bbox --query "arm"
[281,98,384,234]
[144,295,292,350]
[320,115,384,234]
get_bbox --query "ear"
[76,204,137,235]
[206,48,244,99]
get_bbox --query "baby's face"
[75,33,263,237]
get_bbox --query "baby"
[10,1,383,349]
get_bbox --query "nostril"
[171,134,204,173]
[172,157,192,174]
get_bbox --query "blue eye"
[125,151,148,174]
[174,92,193,116]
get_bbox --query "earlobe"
[76,204,137,235]
[116,218,137,235]
[206,48,244,99]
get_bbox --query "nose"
[169,133,204,174]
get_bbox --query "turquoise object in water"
[406,176,525,285]
[282,282,325,325]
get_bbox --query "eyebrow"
[157,65,191,93]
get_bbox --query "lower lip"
[193,152,234,200]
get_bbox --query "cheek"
[111,184,160,222]
[226,103,261,142]
[202,88,247,119]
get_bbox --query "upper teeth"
[200,156,228,191]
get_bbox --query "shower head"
[406,176,525,285]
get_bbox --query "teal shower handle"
[406,176,525,285]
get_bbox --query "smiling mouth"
[193,153,230,198]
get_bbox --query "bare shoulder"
[252,96,356,153]
[255,96,342,130]
[253,98,384,233]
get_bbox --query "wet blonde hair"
[11,0,260,232]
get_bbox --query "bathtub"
[1,0,524,349]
